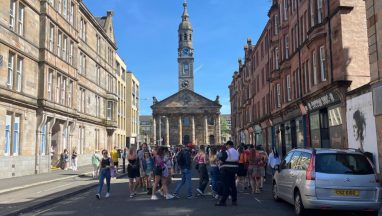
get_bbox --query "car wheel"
[294,191,307,216]
[272,182,279,201]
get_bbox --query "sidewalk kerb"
[0,171,92,195]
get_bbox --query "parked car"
[272,148,382,216]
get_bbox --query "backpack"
[176,150,185,167]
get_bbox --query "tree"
[220,118,230,136]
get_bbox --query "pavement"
[0,163,128,216]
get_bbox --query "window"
[297,69,301,98]
[303,62,308,94]
[283,0,288,21]
[7,53,15,88]
[79,53,86,75]
[49,24,54,52]
[96,35,100,54]
[18,3,24,36]
[274,15,279,35]
[183,63,189,75]
[107,101,113,120]
[48,0,54,6]
[4,113,20,156]
[62,36,67,61]
[68,80,73,107]
[96,65,101,84]
[184,33,187,41]
[80,18,86,41]
[47,70,53,100]
[4,114,11,156]
[79,87,85,113]
[56,74,61,103]
[57,0,62,14]
[275,47,279,70]
[290,151,302,169]
[280,151,294,169]
[319,46,327,81]
[284,35,289,59]
[277,83,281,108]
[69,2,74,25]
[312,51,318,85]
[317,0,323,24]
[69,41,73,64]
[57,31,62,58]
[208,117,215,125]
[316,154,374,175]
[40,124,47,155]
[286,75,291,101]
[9,0,16,30]
[310,0,316,27]
[79,126,85,154]
[95,95,100,117]
[16,57,23,92]
[63,0,68,19]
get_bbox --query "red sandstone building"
[229,0,370,156]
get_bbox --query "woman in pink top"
[194,145,209,195]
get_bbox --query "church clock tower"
[178,0,194,91]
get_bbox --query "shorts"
[127,165,140,178]
[154,166,163,176]
[252,166,265,178]
[237,163,247,177]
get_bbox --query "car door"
[285,151,303,202]
[277,151,295,199]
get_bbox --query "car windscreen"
[315,153,374,175]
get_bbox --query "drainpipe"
[327,0,334,83]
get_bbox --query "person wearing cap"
[216,141,239,206]
[172,143,193,199]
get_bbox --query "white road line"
[255,197,262,204]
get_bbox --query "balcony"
[106,92,118,102]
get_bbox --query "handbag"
[110,166,117,177]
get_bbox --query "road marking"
[255,197,262,204]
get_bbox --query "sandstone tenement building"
[0,0,135,179]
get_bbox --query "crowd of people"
[94,141,281,206]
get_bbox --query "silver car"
[272,148,382,216]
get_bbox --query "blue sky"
[83,0,271,115]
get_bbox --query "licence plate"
[335,190,360,197]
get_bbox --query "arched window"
[183,63,189,75]
[184,33,187,41]
[189,34,192,41]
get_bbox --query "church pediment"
[151,89,221,111]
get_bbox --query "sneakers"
[129,193,134,198]
[96,193,100,200]
[151,195,159,200]
[105,193,110,198]
[187,195,194,199]
[166,194,174,200]
[158,190,164,197]
[215,202,227,206]
[172,193,180,199]
[196,188,204,196]
[214,194,219,199]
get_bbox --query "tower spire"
[182,0,189,20]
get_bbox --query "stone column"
[191,116,195,144]
[152,116,156,144]
[47,117,56,171]
[158,116,162,145]
[166,116,170,146]
[217,115,221,144]
[204,115,208,144]
[214,115,221,144]
[178,116,183,145]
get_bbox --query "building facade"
[115,54,126,149]
[230,0,370,156]
[139,115,152,144]
[151,1,221,146]
[364,0,382,175]
[126,71,139,148]
[220,114,232,143]
[0,0,119,179]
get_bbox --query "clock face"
[181,48,190,56]
[181,80,189,88]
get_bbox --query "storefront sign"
[305,92,340,112]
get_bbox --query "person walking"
[268,147,280,176]
[209,147,220,199]
[236,145,247,192]
[194,145,209,196]
[96,149,114,200]
[127,147,140,198]
[173,144,193,199]
[256,146,268,189]
[111,146,119,173]
[71,148,78,171]
[91,150,101,178]
[60,149,69,170]
[142,150,154,195]
[215,141,239,206]
[151,147,174,200]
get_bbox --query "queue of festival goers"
[94,141,281,206]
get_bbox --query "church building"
[151,1,222,146]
